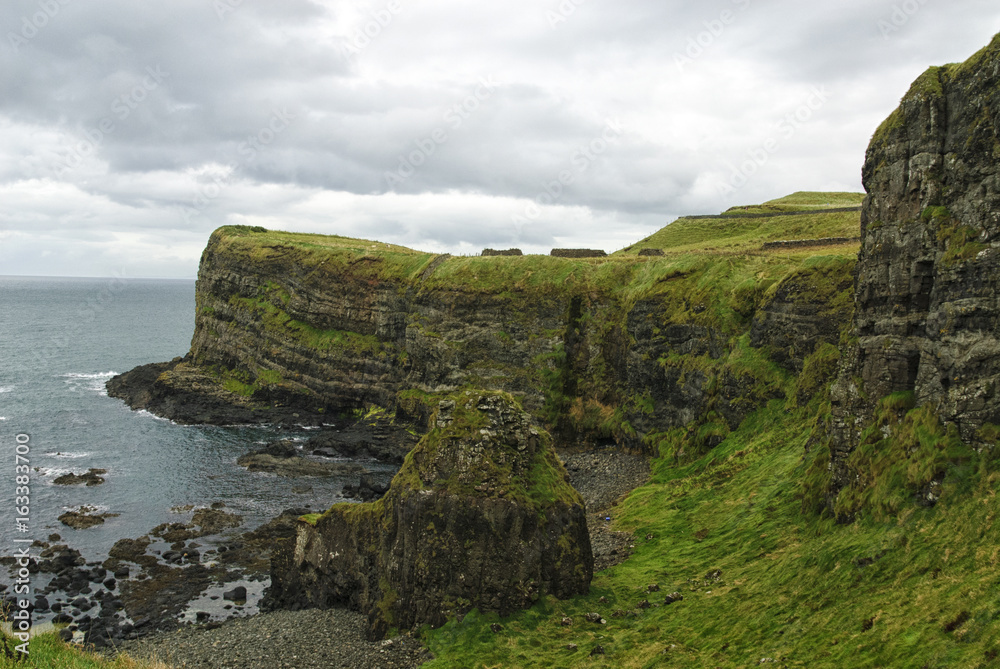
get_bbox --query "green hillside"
[423,390,1000,668]
[619,192,863,257]
[418,192,1000,668]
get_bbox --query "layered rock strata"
[109,225,856,450]
[828,35,1000,502]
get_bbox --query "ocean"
[0,276,349,563]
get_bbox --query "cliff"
[265,391,592,639]
[108,198,861,455]
[823,34,1000,518]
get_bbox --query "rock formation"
[264,392,593,639]
[108,221,855,450]
[827,35,1000,508]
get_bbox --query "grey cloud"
[1,0,999,276]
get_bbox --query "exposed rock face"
[750,259,854,373]
[828,36,1000,502]
[109,219,856,451]
[265,392,593,639]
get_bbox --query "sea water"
[0,276,351,563]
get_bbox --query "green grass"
[759,191,865,209]
[618,206,861,257]
[199,196,860,448]
[422,396,1000,668]
[0,631,171,669]
[725,191,865,214]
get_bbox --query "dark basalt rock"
[53,468,108,486]
[305,415,418,464]
[236,441,369,478]
[58,507,119,530]
[828,34,1000,508]
[106,357,337,427]
[265,392,593,640]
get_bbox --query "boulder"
[265,391,593,639]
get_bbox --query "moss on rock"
[265,391,593,639]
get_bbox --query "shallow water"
[0,276,360,564]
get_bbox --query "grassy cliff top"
[617,191,863,257]
[209,193,862,302]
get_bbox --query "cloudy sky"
[1,0,998,278]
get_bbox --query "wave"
[0,386,13,394]
[37,467,74,479]
[0,417,6,421]
[60,371,118,379]
[45,451,90,459]
[135,409,174,423]
[61,503,112,514]
[60,371,118,396]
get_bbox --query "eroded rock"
[53,469,108,486]
[265,391,593,639]
[827,34,1000,512]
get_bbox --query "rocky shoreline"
[101,446,648,667]
[1,391,647,663]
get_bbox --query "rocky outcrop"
[750,259,855,373]
[53,469,107,486]
[105,358,333,425]
[827,35,1000,508]
[235,440,369,477]
[264,392,593,639]
[110,212,857,453]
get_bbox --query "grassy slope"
[419,194,1000,668]
[424,395,1000,668]
[619,192,863,257]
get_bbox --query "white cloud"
[0,0,998,277]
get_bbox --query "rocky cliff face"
[264,392,592,639]
[109,226,856,451]
[827,35,1000,510]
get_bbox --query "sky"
[1,0,999,279]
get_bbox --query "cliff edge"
[825,35,1000,516]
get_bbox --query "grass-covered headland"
[20,192,1000,668]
